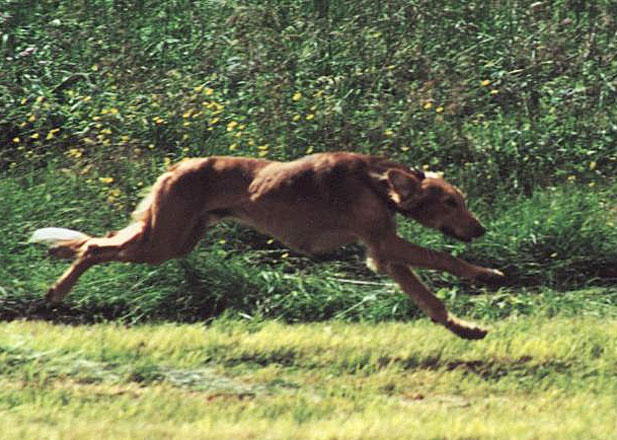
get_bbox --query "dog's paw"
[445,318,488,340]
[475,268,505,286]
[45,286,65,304]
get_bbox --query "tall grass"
[1,0,617,322]
[1,165,616,323]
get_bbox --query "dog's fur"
[31,152,504,339]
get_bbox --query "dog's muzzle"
[440,223,486,242]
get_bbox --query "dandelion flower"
[30,133,40,139]
[292,92,302,101]
[306,113,315,121]
[436,106,444,113]
[46,128,60,140]
[423,101,433,110]
[13,137,20,143]
[481,79,491,87]
[204,87,214,96]
[99,176,114,184]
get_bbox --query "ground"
[0,317,615,439]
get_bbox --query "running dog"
[30,152,504,339]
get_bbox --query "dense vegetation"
[1,0,617,323]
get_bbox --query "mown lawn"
[1,317,616,439]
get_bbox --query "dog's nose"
[473,223,486,238]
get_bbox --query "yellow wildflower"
[481,79,491,87]
[423,101,433,110]
[204,87,214,96]
[227,120,238,131]
[46,128,61,140]
[68,148,83,158]
[306,113,315,121]
[436,106,444,113]
[292,92,302,101]
[30,133,40,139]
[99,176,114,184]
[12,137,20,143]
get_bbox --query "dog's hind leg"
[45,222,148,303]
[386,264,488,340]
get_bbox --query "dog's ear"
[386,169,420,203]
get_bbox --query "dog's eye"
[444,197,458,208]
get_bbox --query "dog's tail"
[29,227,90,245]
[29,227,91,259]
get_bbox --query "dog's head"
[386,168,486,242]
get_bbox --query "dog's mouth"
[439,226,483,242]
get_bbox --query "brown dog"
[30,152,504,339]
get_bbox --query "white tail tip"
[29,227,89,245]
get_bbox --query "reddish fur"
[41,152,504,339]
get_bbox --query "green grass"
[0,317,616,439]
[2,2,617,436]
[2,165,617,324]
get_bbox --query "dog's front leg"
[379,234,504,284]
[386,264,488,340]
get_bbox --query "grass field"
[1,317,616,439]
[2,1,617,437]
